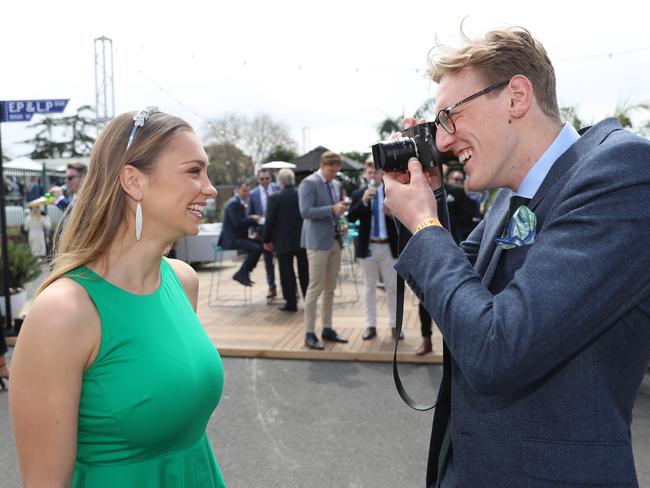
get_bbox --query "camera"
[371,121,447,172]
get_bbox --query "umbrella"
[290,146,363,174]
[3,157,43,172]
[261,161,297,169]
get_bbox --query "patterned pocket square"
[495,206,537,250]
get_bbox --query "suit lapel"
[475,190,512,285]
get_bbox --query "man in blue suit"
[248,168,279,299]
[384,26,650,487]
[218,180,263,286]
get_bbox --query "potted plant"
[0,240,42,318]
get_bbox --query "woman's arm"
[9,278,100,487]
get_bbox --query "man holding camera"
[298,151,349,350]
[383,26,650,487]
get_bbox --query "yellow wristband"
[415,217,442,233]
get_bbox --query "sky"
[1,0,649,160]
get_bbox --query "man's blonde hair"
[427,25,561,122]
[321,151,342,167]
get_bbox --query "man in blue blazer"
[248,168,279,299]
[384,26,650,487]
[218,180,263,286]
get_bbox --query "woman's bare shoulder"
[21,277,100,342]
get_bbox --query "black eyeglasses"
[259,177,270,181]
[434,80,509,135]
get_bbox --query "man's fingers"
[408,158,424,180]
[403,117,417,129]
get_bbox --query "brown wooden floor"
[7,255,444,363]
[197,253,443,364]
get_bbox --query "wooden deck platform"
[6,254,444,364]
[197,253,443,364]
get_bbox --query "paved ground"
[2,356,649,487]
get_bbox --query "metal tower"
[94,36,115,125]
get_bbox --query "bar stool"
[208,241,251,307]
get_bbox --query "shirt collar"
[517,122,580,198]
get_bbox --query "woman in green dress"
[10,108,226,487]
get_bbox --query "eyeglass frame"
[434,80,510,135]
[64,174,81,181]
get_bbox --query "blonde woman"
[10,108,226,487]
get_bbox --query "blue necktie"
[372,187,380,238]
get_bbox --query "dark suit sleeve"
[226,201,255,231]
[396,139,650,396]
[263,195,277,244]
[347,187,370,223]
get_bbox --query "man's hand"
[383,159,439,234]
[251,215,263,223]
[263,242,273,252]
[361,187,377,204]
[332,201,347,217]
[48,186,63,198]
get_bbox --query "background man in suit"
[218,180,263,286]
[383,26,650,487]
[444,168,481,244]
[298,151,349,350]
[348,159,401,341]
[263,169,309,312]
[48,162,87,212]
[248,168,279,299]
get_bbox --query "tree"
[560,106,588,131]
[204,112,297,168]
[205,142,254,186]
[22,105,97,159]
[377,116,402,140]
[263,145,298,164]
[613,101,650,136]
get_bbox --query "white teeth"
[459,150,473,165]
[187,204,204,216]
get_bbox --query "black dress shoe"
[232,272,252,287]
[278,305,298,312]
[322,327,348,343]
[391,328,404,341]
[305,332,324,350]
[362,327,377,340]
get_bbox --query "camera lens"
[371,137,417,172]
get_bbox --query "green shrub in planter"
[0,240,42,293]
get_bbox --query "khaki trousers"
[304,241,342,332]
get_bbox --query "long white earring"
[135,201,143,241]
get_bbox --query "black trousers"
[419,303,432,338]
[0,325,7,356]
[277,250,309,308]
[232,238,263,276]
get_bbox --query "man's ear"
[508,75,534,119]
[119,165,146,201]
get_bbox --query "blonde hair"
[277,168,295,186]
[39,111,192,294]
[427,25,561,122]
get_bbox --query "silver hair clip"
[126,106,158,149]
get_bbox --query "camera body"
[371,121,446,172]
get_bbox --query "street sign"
[1,99,69,122]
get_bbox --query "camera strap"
[392,220,440,411]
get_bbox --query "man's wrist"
[414,217,442,234]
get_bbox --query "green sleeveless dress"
[66,259,226,487]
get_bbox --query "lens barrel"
[371,137,417,172]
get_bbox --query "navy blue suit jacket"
[218,196,257,250]
[248,183,278,234]
[396,119,650,487]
